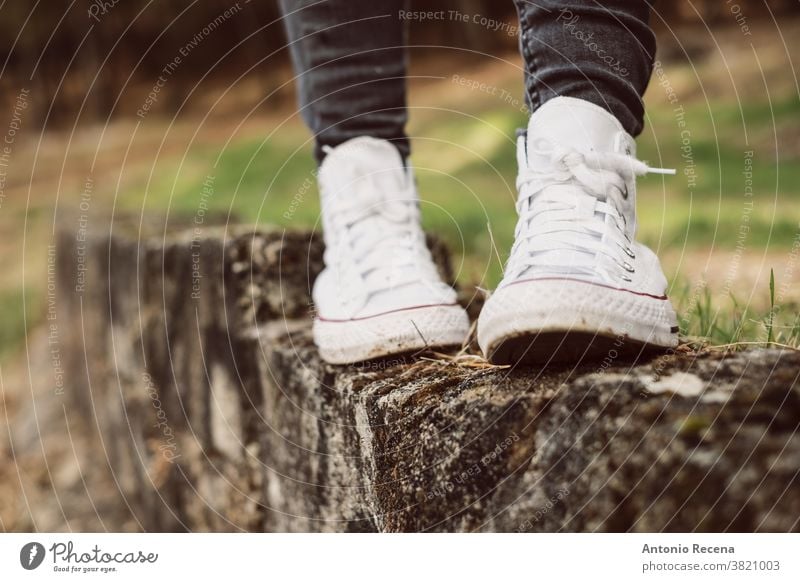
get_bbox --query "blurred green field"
[126,78,800,348]
[133,71,800,300]
[132,90,800,282]
[3,21,800,359]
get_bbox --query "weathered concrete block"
[55,223,800,532]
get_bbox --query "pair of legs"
[280,0,656,161]
[280,1,678,365]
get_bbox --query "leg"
[281,1,468,363]
[279,0,410,163]
[513,0,655,136]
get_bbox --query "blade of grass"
[766,268,775,345]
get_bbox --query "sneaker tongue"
[525,97,632,171]
[319,137,411,213]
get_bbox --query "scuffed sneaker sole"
[314,303,470,364]
[478,278,679,366]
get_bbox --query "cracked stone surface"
[35,225,800,532]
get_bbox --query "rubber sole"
[488,330,667,366]
[314,303,470,364]
[478,278,678,366]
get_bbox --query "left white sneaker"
[478,97,679,365]
[312,137,470,364]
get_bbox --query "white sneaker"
[478,97,679,364]
[312,137,470,364]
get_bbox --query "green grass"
[127,95,800,277]
[0,288,40,358]
[73,92,800,353]
[672,270,800,349]
[636,97,800,251]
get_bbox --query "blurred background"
[1,0,800,428]
[1,0,800,532]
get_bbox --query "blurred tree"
[0,0,797,127]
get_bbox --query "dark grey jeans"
[280,1,655,163]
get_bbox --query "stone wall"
[53,225,800,532]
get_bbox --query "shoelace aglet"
[646,166,676,175]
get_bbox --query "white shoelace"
[324,167,441,301]
[507,142,674,284]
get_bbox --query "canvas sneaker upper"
[313,136,457,320]
[502,96,674,296]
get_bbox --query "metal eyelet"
[622,261,635,273]
[616,241,636,259]
[618,274,632,282]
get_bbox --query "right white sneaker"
[478,97,679,365]
[312,137,470,364]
